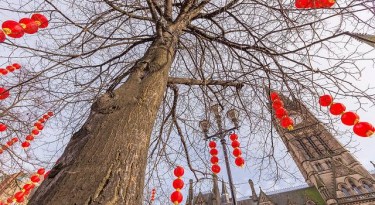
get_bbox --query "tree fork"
[29,34,178,205]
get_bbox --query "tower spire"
[212,174,221,205]
[186,179,194,205]
[221,179,230,203]
[248,179,258,201]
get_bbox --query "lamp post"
[199,104,239,205]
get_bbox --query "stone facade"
[187,93,375,205]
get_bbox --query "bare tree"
[0,0,374,204]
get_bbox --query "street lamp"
[200,104,239,205]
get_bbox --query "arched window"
[315,163,323,171]
[349,179,362,195]
[341,186,350,197]
[325,160,332,168]
[362,181,374,192]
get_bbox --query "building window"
[325,160,332,168]
[362,181,374,192]
[341,186,350,197]
[349,180,362,195]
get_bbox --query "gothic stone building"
[186,93,375,205]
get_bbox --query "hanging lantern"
[281,116,294,130]
[30,175,40,183]
[21,141,30,148]
[353,122,375,137]
[0,68,8,75]
[0,123,7,132]
[231,140,240,148]
[0,87,10,100]
[319,94,333,106]
[31,14,49,28]
[235,157,245,167]
[173,178,184,190]
[19,18,39,34]
[329,103,346,115]
[48,111,54,116]
[23,183,34,191]
[174,166,184,178]
[35,123,44,130]
[6,65,15,72]
[270,92,280,101]
[209,148,218,156]
[26,135,34,141]
[12,63,21,69]
[341,111,360,126]
[37,168,46,175]
[208,141,216,148]
[14,191,25,200]
[211,164,221,174]
[2,20,24,38]
[233,148,242,157]
[318,0,335,8]
[170,191,183,205]
[0,30,5,42]
[151,188,156,202]
[229,133,238,141]
[210,156,219,164]
[272,99,284,110]
[275,107,288,119]
[11,137,18,143]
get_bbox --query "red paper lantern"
[37,168,46,175]
[44,171,50,178]
[210,148,218,156]
[281,116,294,130]
[39,118,46,123]
[26,135,34,141]
[341,112,360,126]
[43,114,50,119]
[231,140,240,148]
[35,124,44,130]
[12,137,18,143]
[173,178,184,190]
[21,141,30,148]
[229,133,238,141]
[0,123,7,131]
[170,191,183,204]
[6,141,14,146]
[270,92,279,101]
[48,111,54,116]
[319,0,335,7]
[6,65,15,72]
[30,175,40,183]
[0,30,5,42]
[0,68,8,75]
[235,157,245,167]
[6,197,13,203]
[329,103,346,115]
[272,99,284,110]
[16,197,24,203]
[173,166,184,177]
[32,129,40,135]
[233,148,242,157]
[353,122,375,137]
[2,20,24,38]
[211,164,221,174]
[23,183,34,191]
[319,94,333,106]
[19,18,39,34]
[295,0,313,8]
[0,87,10,100]
[275,107,288,119]
[31,14,49,28]
[210,156,219,164]
[208,141,216,148]
[14,191,24,200]
[12,63,21,69]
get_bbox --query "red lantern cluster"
[0,13,48,42]
[229,133,245,167]
[0,63,21,75]
[0,87,10,100]
[21,111,54,148]
[150,188,156,203]
[171,166,184,205]
[1,168,48,204]
[0,137,18,155]
[270,92,294,130]
[208,140,221,174]
[295,0,335,9]
[319,94,375,137]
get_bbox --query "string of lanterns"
[170,166,184,205]
[270,92,294,130]
[229,133,245,167]
[208,141,221,174]
[0,63,21,75]
[0,14,48,42]
[0,168,49,204]
[0,137,18,155]
[150,188,156,204]
[21,111,54,148]
[295,0,335,9]
[319,94,375,137]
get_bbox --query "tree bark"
[29,33,178,205]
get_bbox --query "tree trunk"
[29,33,178,205]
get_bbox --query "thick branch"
[167,77,244,88]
